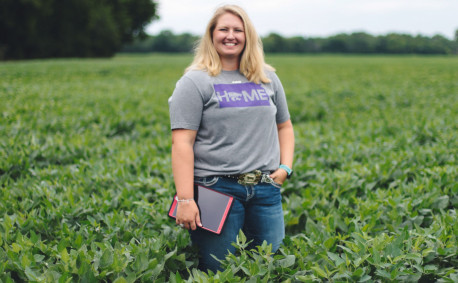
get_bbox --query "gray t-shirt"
[169,69,290,177]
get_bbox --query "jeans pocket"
[194,176,220,187]
[262,174,282,189]
[271,181,283,189]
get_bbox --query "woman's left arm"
[270,119,295,184]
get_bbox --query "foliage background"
[0,54,457,282]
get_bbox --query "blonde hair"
[185,4,274,84]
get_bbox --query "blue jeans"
[190,176,285,273]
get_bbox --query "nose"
[227,30,235,39]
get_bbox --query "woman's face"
[212,12,246,61]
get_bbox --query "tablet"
[168,184,234,234]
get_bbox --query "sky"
[146,0,457,39]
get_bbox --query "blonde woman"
[169,4,294,272]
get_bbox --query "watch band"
[279,164,293,177]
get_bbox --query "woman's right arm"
[171,129,202,230]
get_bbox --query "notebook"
[168,184,234,234]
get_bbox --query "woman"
[168,4,294,272]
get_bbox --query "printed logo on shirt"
[214,82,271,108]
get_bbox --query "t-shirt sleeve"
[168,76,203,130]
[270,73,291,124]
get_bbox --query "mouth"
[224,43,236,46]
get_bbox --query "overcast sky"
[146,0,457,39]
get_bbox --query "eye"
[219,28,228,32]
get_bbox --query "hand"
[176,200,202,230]
[269,168,288,185]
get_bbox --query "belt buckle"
[238,170,262,185]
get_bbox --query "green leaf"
[238,230,247,246]
[34,254,45,263]
[311,266,327,278]
[30,230,39,244]
[21,254,31,268]
[359,275,372,282]
[276,255,296,268]
[25,267,43,281]
[57,238,69,253]
[376,269,391,279]
[11,243,21,253]
[79,266,97,283]
[372,248,381,265]
[60,248,70,264]
[352,268,364,277]
[164,247,177,262]
[433,195,449,209]
[324,237,336,250]
[404,253,422,264]
[133,252,148,273]
[327,252,345,267]
[74,234,83,249]
[100,248,113,269]
[113,277,128,283]
[423,265,438,272]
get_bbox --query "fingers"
[188,211,202,230]
[176,201,201,230]
[189,220,196,230]
[270,169,287,184]
[178,214,203,230]
[176,220,198,230]
[196,213,203,228]
[176,211,202,230]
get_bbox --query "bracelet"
[175,196,194,203]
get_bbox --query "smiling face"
[212,12,246,63]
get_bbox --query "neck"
[221,57,240,71]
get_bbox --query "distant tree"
[121,31,198,53]
[263,33,288,53]
[376,33,409,53]
[151,30,176,52]
[121,37,155,53]
[288,36,307,53]
[323,34,349,53]
[455,29,458,54]
[0,0,158,59]
[174,33,199,52]
[430,34,454,54]
[346,32,377,53]
[302,38,324,53]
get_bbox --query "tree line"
[1,0,456,60]
[122,30,458,55]
[0,0,158,60]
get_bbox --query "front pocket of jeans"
[271,181,282,189]
[264,175,282,189]
[194,176,219,187]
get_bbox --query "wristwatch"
[279,164,293,179]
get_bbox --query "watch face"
[287,171,293,179]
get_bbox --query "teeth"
[224,43,235,46]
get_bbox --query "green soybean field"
[0,54,457,282]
